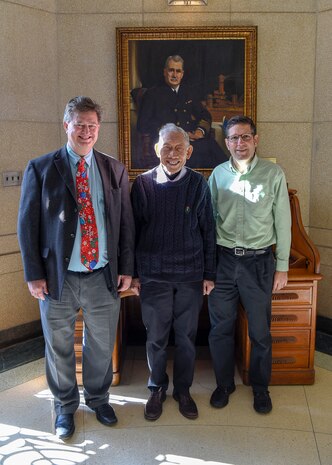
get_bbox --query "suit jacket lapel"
[54,146,76,200]
[94,150,113,216]
[177,84,187,104]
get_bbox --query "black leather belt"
[220,246,271,257]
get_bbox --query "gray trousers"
[39,268,120,414]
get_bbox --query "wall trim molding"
[0,320,42,349]
[316,315,332,335]
[316,316,332,355]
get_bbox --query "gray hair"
[158,123,190,145]
[164,55,184,70]
[63,96,102,123]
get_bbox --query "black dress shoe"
[173,392,198,419]
[55,414,75,439]
[210,384,236,409]
[93,403,118,426]
[253,390,272,414]
[144,387,167,421]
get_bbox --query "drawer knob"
[272,315,298,322]
[272,336,297,344]
[272,292,299,301]
[272,357,296,365]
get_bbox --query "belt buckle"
[234,247,245,256]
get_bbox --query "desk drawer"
[271,308,311,327]
[272,349,309,369]
[271,330,310,348]
[272,284,312,306]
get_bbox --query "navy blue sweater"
[131,166,216,283]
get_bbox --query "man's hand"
[188,129,204,140]
[130,278,141,296]
[203,280,215,295]
[28,279,48,301]
[273,271,288,292]
[117,275,132,292]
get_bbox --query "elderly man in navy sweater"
[131,123,216,421]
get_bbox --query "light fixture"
[168,0,208,5]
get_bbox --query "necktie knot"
[77,158,87,171]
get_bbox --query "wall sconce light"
[168,0,208,5]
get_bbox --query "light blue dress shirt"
[66,144,108,271]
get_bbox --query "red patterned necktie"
[76,158,99,270]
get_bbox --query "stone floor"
[0,347,331,465]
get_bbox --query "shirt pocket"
[248,193,274,218]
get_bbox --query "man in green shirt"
[208,115,291,414]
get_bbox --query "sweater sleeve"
[198,180,217,281]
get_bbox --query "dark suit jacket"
[18,146,135,300]
[137,83,212,143]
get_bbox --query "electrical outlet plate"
[2,171,22,187]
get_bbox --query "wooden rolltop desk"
[236,189,322,385]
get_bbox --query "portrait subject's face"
[163,59,184,89]
[225,123,258,164]
[156,131,193,175]
[64,111,100,157]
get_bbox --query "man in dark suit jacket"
[137,55,228,169]
[17,96,135,439]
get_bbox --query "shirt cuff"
[203,272,216,281]
[275,258,289,272]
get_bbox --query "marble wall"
[0,0,59,330]
[310,1,332,318]
[0,0,331,332]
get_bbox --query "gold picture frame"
[116,26,257,180]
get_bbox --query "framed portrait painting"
[116,26,257,180]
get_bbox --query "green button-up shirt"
[208,155,291,272]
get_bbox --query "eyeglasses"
[73,123,99,132]
[227,133,254,143]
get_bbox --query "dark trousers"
[208,247,275,392]
[140,281,203,394]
